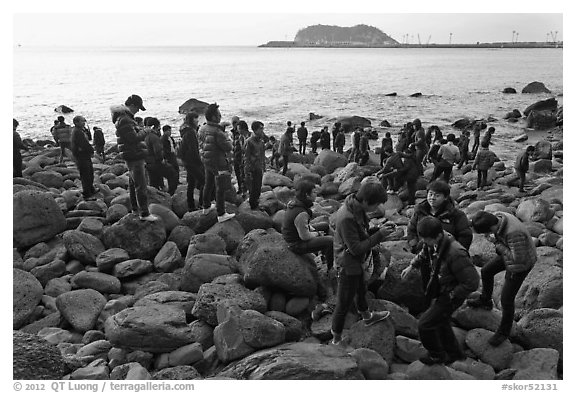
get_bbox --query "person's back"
[297,125,308,141]
[438,140,460,166]
[180,124,202,168]
[93,128,105,149]
[335,131,346,152]
[145,129,163,165]
[474,146,496,170]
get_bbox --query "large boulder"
[233,210,275,234]
[134,291,197,315]
[153,241,183,273]
[465,328,514,371]
[521,82,551,94]
[516,308,562,359]
[235,229,319,297]
[191,278,268,326]
[345,318,395,364]
[31,170,64,188]
[55,289,107,332]
[62,230,105,265]
[180,254,239,293]
[262,172,293,188]
[527,110,557,130]
[103,213,166,260]
[148,203,181,233]
[13,269,43,329]
[204,219,245,254]
[13,331,70,379]
[314,149,348,174]
[335,115,372,132]
[512,247,562,317]
[178,98,209,115]
[186,233,227,257]
[13,190,67,248]
[216,342,364,379]
[533,140,553,160]
[104,304,195,353]
[510,348,559,380]
[523,97,557,116]
[515,198,554,223]
[70,271,122,294]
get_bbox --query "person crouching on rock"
[401,216,479,365]
[71,115,98,200]
[282,180,334,270]
[466,211,536,346]
[330,181,393,345]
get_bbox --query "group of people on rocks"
[13,95,540,365]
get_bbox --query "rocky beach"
[13,89,563,381]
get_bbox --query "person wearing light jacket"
[467,211,537,346]
[330,181,393,345]
[111,94,157,221]
[401,217,479,365]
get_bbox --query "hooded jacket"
[244,134,266,173]
[473,147,497,171]
[110,104,148,161]
[410,232,479,305]
[199,121,233,171]
[145,129,164,165]
[333,195,388,275]
[407,197,473,250]
[179,124,203,169]
[494,212,537,273]
[71,126,94,160]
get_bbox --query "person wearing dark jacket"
[467,211,537,346]
[13,119,28,178]
[92,126,106,162]
[278,126,294,176]
[473,141,497,190]
[399,144,422,205]
[161,125,180,181]
[413,119,428,165]
[111,94,157,221]
[180,112,205,211]
[297,121,308,155]
[144,118,167,191]
[376,148,404,193]
[282,180,334,270]
[71,115,97,200]
[53,117,72,163]
[310,131,321,154]
[514,145,535,193]
[457,130,470,169]
[379,132,393,166]
[330,181,392,345]
[401,217,479,364]
[244,121,266,210]
[199,103,235,223]
[331,122,342,152]
[334,128,346,154]
[319,126,331,150]
[358,131,370,166]
[232,119,247,196]
[407,180,473,294]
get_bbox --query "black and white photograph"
[8,0,567,388]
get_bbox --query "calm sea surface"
[13,46,562,158]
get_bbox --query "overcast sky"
[11,1,564,46]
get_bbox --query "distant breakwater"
[259,41,563,49]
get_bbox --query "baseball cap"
[125,95,146,111]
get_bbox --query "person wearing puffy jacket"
[514,145,535,193]
[111,94,157,221]
[199,103,235,223]
[71,115,97,200]
[180,112,205,212]
[401,217,479,365]
[467,211,537,346]
[472,141,498,190]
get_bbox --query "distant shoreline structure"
[259,41,563,49]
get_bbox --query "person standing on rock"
[457,130,470,169]
[278,125,294,176]
[472,141,497,190]
[319,126,331,151]
[349,127,362,162]
[413,119,428,165]
[282,180,334,269]
[92,126,106,162]
[331,122,342,152]
[111,94,158,221]
[431,133,460,183]
[401,216,479,365]
[467,210,536,346]
[70,115,97,200]
[13,119,28,178]
[482,126,496,146]
[161,125,180,183]
[180,112,205,212]
[514,145,535,193]
[470,122,486,159]
[330,181,392,345]
[199,103,236,223]
[53,115,72,163]
[144,117,167,191]
[231,117,246,197]
[334,127,346,154]
[244,121,266,210]
[297,121,308,155]
[406,180,473,295]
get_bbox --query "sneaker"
[363,310,390,326]
[217,212,236,223]
[139,214,159,222]
[330,330,342,345]
[420,352,448,365]
[311,303,332,321]
[466,297,494,311]
[488,332,508,347]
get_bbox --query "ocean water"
[13,46,562,159]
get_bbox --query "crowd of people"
[13,94,540,365]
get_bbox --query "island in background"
[259,24,563,49]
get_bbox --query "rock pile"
[13,126,562,380]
